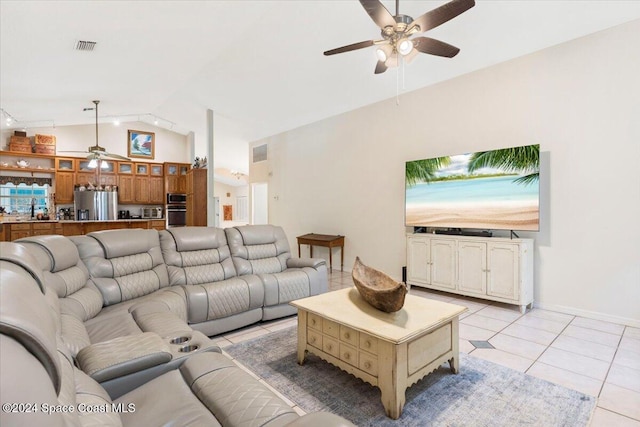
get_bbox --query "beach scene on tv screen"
[405,144,540,231]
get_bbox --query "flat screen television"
[405,144,540,231]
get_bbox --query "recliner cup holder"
[178,344,200,353]
[170,336,191,345]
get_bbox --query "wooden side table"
[297,233,344,272]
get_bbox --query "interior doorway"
[251,182,268,224]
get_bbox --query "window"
[0,183,50,215]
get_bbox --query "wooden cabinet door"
[118,175,134,204]
[99,174,117,186]
[61,223,83,236]
[149,177,164,204]
[487,243,519,300]
[55,171,75,204]
[135,176,150,204]
[430,238,456,290]
[458,240,487,296]
[406,236,429,285]
[10,224,32,241]
[76,172,97,186]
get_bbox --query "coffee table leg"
[449,318,460,373]
[297,310,308,365]
[378,341,406,420]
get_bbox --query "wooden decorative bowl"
[352,257,408,313]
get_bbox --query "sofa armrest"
[76,332,172,382]
[287,257,326,270]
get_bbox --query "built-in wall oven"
[166,193,186,228]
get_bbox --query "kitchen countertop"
[0,218,161,224]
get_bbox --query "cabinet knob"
[310,337,316,343]
[344,353,350,360]
[364,340,371,348]
[364,362,371,369]
[311,319,316,325]
[327,344,332,351]
[344,332,350,340]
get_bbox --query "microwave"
[166,193,186,204]
[142,207,163,219]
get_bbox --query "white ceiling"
[2,1,639,174]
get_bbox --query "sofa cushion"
[160,227,237,285]
[86,228,159,259]
[226,225,291,275]
[72,230,171,306]
[17,235,102,321]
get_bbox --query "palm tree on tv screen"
[468,145,539,185]
[405,157,451,187]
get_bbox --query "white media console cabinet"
[406,233,534,313]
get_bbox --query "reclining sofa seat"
[226,225,329,320]
[14,234,101,355]
[1,241,355,427]
[160,227,265,336]
[68,229,192,344]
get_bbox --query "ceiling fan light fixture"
[397,38,413,56]
[100,160,109,169]
[88,158,98,169]
[376,48,387,62]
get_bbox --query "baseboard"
[533,302,640,329]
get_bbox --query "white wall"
[2,120,189,163]
[250,20,640,326]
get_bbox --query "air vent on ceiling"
[75,40,97,51]
[252,144,268,163]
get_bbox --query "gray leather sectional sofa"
[1,226,352,427]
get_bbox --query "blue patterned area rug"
[225,327,596,426]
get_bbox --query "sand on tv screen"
[405,144,540,231]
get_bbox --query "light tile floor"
[212,270,640,426]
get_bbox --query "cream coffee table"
[290,288,467,419]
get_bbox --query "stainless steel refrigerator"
[74,190,118,221]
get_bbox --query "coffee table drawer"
[340,325,358,346]
[308,313,322,330]
[323,337,340,357]
[340,343,358,367]
[323,319,340,338]
[358,352,378,376]
[359,333,378,354]
[307,329,322,350]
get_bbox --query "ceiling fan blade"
[324,40,374,56]
[102,152,130,161]
[413,37,460,58]
[374,60,388,74]
[359,0,396,28]
[409,0,475,33]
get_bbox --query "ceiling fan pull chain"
[396,59,400,105]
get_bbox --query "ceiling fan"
[59,100,130,163]
[324,0,475,74]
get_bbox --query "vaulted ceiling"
[2,1,639,173]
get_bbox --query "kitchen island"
[0,218,166,241]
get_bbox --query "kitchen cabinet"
[55,171,75,204]
[149,177,164,204]
[134,176,151,204]
[118,175,135,204]
[149,220,165,231]
[165,163,189,194]
[186,168,207,226]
